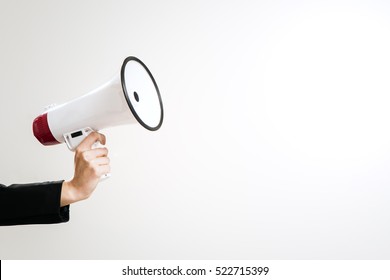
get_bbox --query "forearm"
[0,181,69,226]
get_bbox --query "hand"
[61,132,110,206]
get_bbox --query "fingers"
[77,131,106,152]
[78,146,110,176]
[96,164,111,176]
[89,157,111,177]
[75,151,110,178]
[82,147,108,159]
[73,131,111,179]
[92,156,110,166]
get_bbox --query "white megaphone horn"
[32,56,164,151]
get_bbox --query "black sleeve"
[0,181,70,226]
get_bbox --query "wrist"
[61,180,87,206]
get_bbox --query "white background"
[1,0,390,259]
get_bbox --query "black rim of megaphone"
[120,56,164,131]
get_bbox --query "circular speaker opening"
[121,56,164,131]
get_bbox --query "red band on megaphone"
[33,113,60,145]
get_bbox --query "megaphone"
[32,56,163,151]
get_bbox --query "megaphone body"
[33,56,163,151]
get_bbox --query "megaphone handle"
[64,127,111,181]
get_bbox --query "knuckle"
[89,131,98,137]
